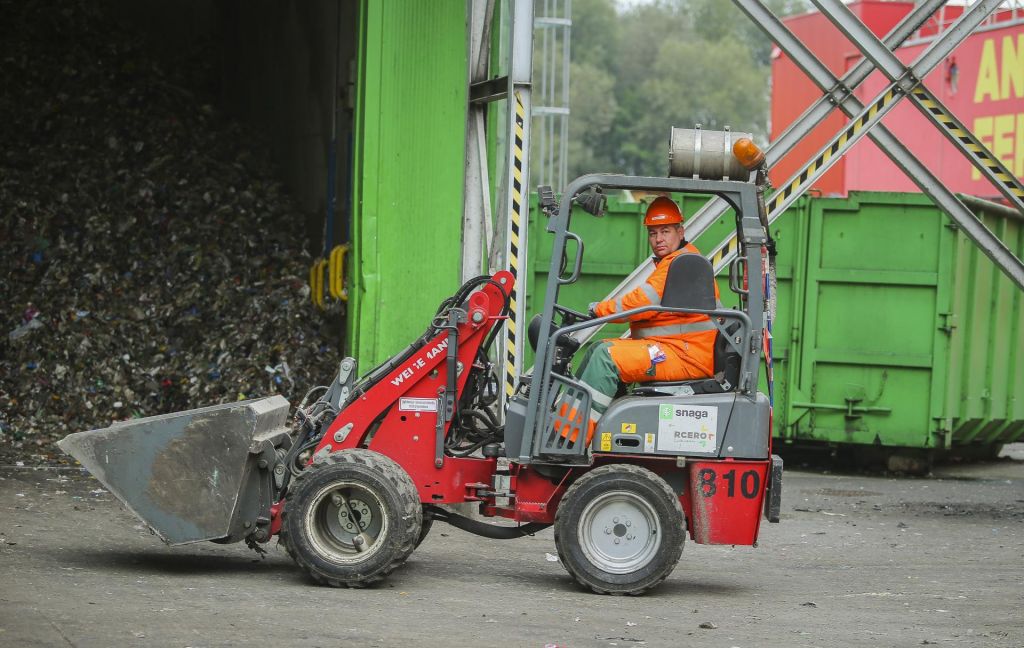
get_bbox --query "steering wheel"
[553,303,591,323]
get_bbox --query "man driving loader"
[559,196,719,442]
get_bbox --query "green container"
[525,190,1024,456]
[777,192,1023,455]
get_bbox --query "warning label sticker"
[656,404,718,453]
[600,432,612,452]
[644,433,655,453]
[398,397,438,412]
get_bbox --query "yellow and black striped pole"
[767,88,898,215]
[503,92,528,400]
[911,87,1024,212]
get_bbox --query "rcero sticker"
[656,404,718,453]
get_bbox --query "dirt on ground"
[1,448,1021,648]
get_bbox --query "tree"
[565,0,809,178]
[567,60,619,172]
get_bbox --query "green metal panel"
[987,214,1024,444]
[798,195,941,448]
[946,209,1024,446]
[348,1,467,368]
[783,192,1024,452]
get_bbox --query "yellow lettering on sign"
[1001,34,1023,101]
[975,35,1024,103]
[972,112,1024,179]
[976,38,1000,103]
[1018,113,1024,176]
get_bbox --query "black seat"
[660,253,717,311]
[632,253,741,397]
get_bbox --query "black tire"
[554,464,685,595]
[416,506,435,547]
[280,449,422,588]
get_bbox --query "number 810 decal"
[697,468,760,499]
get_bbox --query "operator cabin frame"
[508,173,768,465]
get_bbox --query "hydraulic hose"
[430,508,550,539]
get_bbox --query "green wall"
[349,1,468,367]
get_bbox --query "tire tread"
[554,463,685,595]
[279,449,421,588]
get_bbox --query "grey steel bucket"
[58,396,291,545]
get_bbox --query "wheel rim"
[303,481,388,564]
[577,490,662,574]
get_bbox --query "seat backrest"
[663,253,742,389]
[661,253,716,310]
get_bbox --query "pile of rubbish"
[0,2,339,462]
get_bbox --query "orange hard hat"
[643,196,683,226]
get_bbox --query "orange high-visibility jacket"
[592,243,719,382]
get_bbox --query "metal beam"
[496,0,535,405]
[708,1,1005,265]
[567,0,946,351]
[812,0,1024,213]
[682,0,946,241]
[729,0,1002,224]
[706,0,1024,291]
[470,76,509,104]
[461,0,496,284]
[910,86,1024,211]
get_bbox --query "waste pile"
[0,2,339,462]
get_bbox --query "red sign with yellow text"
[771,3,1023,200]
[847,23,1023,198]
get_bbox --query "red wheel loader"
[60,135,783,595]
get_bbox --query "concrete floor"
[1,449,1021,648]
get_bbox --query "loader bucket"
[58,396,291,545]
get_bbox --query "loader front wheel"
[554,464,684,595]
[281,449,422,588]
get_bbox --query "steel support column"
[461,0,496,284]
[462,0,535,411]
[498,0,535,405]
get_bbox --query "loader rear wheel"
[554,464,684,595]
[281,449,422,588]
